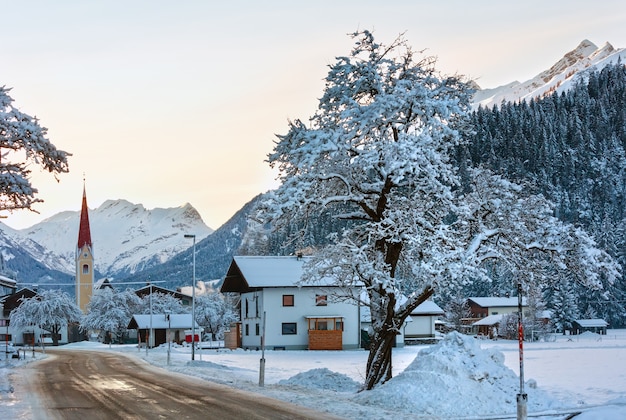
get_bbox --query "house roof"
[468,297,527,308]
[574,319,608,328]
[127,314,200,330]
[135,284,191,301]
[410,300,444,316]
[0,274,16,290]
[472,314,503,326]
[221,256,337,293]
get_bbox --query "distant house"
[0,288,69,345]
[128,313,200,348]
[220,255,361,350]
[573,319,608,335]
[404,300,445,340]
[467,297,527,318]
[135,284,192,307]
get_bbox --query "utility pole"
[184,234,196,361]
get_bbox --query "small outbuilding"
[128,314,200,348]
[573,319,608,335]
[404,300,445,341]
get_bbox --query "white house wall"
[404,315,436,338]
[241,287,360,350]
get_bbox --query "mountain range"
[0,39,624,293]
[472,40,626,109]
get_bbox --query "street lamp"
[184,234,196,361]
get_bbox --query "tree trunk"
[363,324,396,390]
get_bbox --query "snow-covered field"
[2,330,625,419]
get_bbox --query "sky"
[1,0,626,230]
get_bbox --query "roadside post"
[259,311,266,387]
[517,282,527,420]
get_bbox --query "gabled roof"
[0,288,37,316]
[410,300,445,316]
[221,256,337,293]
[574,319,608,328]
[127,314,200,330]
[0,274,16,290]
[468,297,527,308]
[135,284,191,301]
[472,314,503,326]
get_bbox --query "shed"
[472,314,503,338]
[573,319,608,335]
[404,300,445,340]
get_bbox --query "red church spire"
[77,184,92,250]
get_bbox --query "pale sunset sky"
[2,0,625,230]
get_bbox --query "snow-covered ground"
[2,330,626,419]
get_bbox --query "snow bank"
[352,332,561,418]
[278,368,361,392]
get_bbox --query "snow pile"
[353,332,561,418]
[278,368,361,392]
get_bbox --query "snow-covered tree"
[82,288,142,343]
[260,30,620,390]
[138,292,188,315]
[545,276,580,334]
[0,86,70,212]
[443,294,472,332]
[194,292,239,340]
[9,289,82,347]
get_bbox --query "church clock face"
[84,253,88,258]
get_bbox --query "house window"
[82,264,89,274]
[315,295,327,306]
[245,324,250,336]
[282,294,294,307]
[335,320,344,331]
[282,322,297,335]
[245,298,249,318]
[255,323,260,336]
[255,297,259,317]
[317,321,328,330]
[491,311,498,315]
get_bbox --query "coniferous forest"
[464,63,626,326]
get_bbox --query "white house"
[404,300,445,340]
[220,256,361,350]
[128,313,200,348]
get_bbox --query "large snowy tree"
[0,86,70,212]
[9,289,82,347]
[194,292,239,340]
[261,31,619,390]
[138,292,189,315]
[82,288,142,343]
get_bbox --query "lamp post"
[165,310,171,366]
[184,234,196,361]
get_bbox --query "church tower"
[76,184,94,313]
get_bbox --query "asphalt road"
[17,349,340,420]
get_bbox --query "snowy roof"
[221,256,338,292]
[410,300,444,316]
[472,314,503,326]
[128,314,200,330]
[574,319,608,328]
[468,297,527,308]
[0,274,16,290]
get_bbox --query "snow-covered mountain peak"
[472,39,626,109]
[14,199,213,278]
